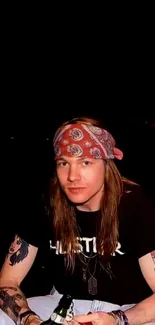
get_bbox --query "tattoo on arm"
[0,287,25,322]
[0,287,17,291]
[7,235,29,266]
[151,250,155,271]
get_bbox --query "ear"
[113,148,124,160]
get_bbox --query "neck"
[76,205,99,212]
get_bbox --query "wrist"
[19,310,41,325]
[108,310,129,325]
[24,314,41,325]
[108,314,118,325]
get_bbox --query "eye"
[57,161,68,167]
[82,160,91,166]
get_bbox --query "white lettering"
[49,238,125,256]
[49,240,56,250]
[82,237,94,252]
[112,241,125,256]
[93,237,97,253]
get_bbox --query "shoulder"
[119,183,155,258]
[119,182,155,222]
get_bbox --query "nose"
[67,165,81,182]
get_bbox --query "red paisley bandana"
[53,123,123,160]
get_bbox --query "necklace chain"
[78,252,98,295]
[77,251,115,295]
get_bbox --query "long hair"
[48,116,136,269]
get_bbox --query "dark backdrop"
[1,114,155,297]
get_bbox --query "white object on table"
[0,289,154,324]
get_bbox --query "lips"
[68,187,85,189]
[67,187,85,192]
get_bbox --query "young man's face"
[56,156,105,211]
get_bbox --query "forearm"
[124,293,155,325]
[0,283,30,323]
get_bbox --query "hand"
[72,312,116,325]
[24,314,43,325]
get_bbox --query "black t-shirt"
[17,185,155,305]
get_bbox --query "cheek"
[57,171,67,187]
[57,169,65,181]
[85,173,105,194]
[97,172,105,184]
[85,169,104,184]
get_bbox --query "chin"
[69,198,86,204]
[67,195,87,205]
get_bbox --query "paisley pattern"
[54,145,62,157]
[90,147,102,159]
[53,123,123,160]
[69,128,83,141]
[67,144,83,157]
[88,126,102,135]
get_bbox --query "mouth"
[67,187,86,192]
[68,187,85,189]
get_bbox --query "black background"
[1,22,155,296]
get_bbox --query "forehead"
[56,156,104,164]
[56,156,92,162]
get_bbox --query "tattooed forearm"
[151,250,155,270]
[0,286,17,291]
[0,286,29,322]
[0,290,22,317]
[151,250,155,263]
[7,235,29,266]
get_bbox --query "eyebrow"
[56,157,92,162]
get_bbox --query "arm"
[0,234,41,324]
[124,250,155,324]
[73,251,155,325]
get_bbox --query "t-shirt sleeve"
[122,186,155,259]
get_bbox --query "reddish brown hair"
[48,117,137,268]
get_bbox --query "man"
[0,116,155,324]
